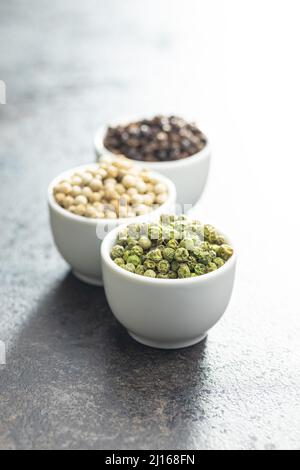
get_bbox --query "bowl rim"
[47,163,177,226]
[101,220,237,285]
[94,119,211,169]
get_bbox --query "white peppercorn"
[74,195,88,206]
[53,156,169,219]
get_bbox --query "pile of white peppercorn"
[53,156,169,219]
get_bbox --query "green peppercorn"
[192,247,202,259]
[167,239,178,250]
[180,238,194,250]
[127,237,139,249]
[131,245,144,257]
[204,224,218,243]
[116,237,127,247]
[211,244,221,255]
[157,273,169,279]
[219,244,234,261]
[187,255,197,271]
[163,247,175,262]
[168,271,178,279]
[111,217,234,280]
[127,255,141,267]
[124,263,136,273]
[144,269,157,278]
[171,260,180,272]
[196,250,215,265]
[175,247,189,262]
[147,248,163,262]
[214,257,225,268]
[157,259,170,274]
[114,257,126,267]
[123,249,131,262]
[111,245,125,259]
[135,265,145,276]
[194,263,206,275]
[215,234,226,245]
[200,241,211,251]
[206,262,217,272]
[144,259,156,270]
[138,236,152,251]
[178,264,191,278]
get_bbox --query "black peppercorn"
[104,115,207,163]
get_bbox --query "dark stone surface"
[0,0,300,450]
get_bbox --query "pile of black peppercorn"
[103,115,207,162]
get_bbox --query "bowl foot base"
[73,271,103,287]
[128,331,207,350]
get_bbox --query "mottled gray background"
[0,0,300,450]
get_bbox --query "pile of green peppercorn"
[110,215,234,279]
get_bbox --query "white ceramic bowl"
[48,164,177,286]
[101,224,237,349]
[94,120,211,208]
